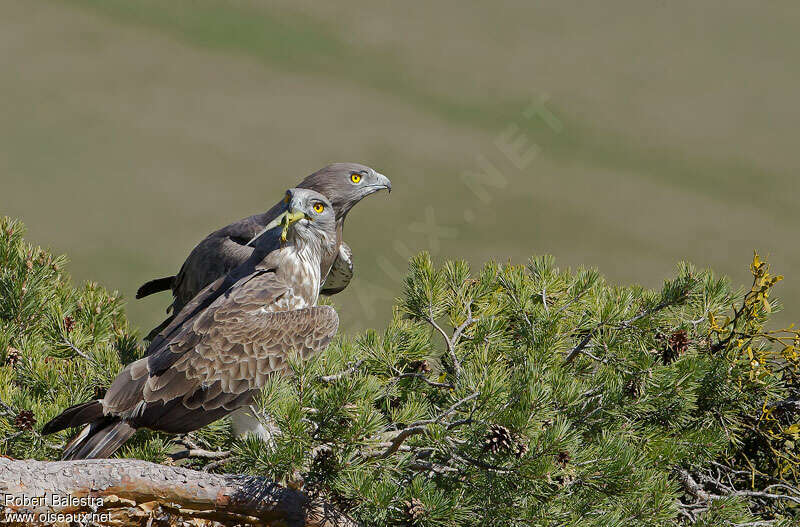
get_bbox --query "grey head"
[297,163,391,222]
[256,188,338,258]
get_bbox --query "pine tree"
[1,216,799,526]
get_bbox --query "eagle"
[42,189,340,459]
[136,163,391,341]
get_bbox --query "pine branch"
[394,372,453,389]
[427,309,462,375]
[63,337,94,363]
[169,448,231,462]
[370,392,480,459]
[425,306,478,378]
[318,360,365,383]
[565,298,677,364]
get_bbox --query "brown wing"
[171,237,255,310]
[140,203,289,342]
[169,202,287,311]
[146,227,286,352]
[106,270,338,434]
[145,304,339,405]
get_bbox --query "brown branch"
[63,337,95,364]
[563,332,594,364]
[450,452,514,474]
[677,468,712,502]
[427,311,461,375]
[729,489,800,505]
[369,426,426,460]
[0,457,358,527]
[394,372,453,389]
[451,312,477,348]
[409,461,460,475]
[318,360,365,383]
[370,392,480,460]
[425,307,479,378]
[169,448,231,462]
[565,299,676,364]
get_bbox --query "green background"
[2,0,798,335]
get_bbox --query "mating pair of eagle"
[42,163,391,459]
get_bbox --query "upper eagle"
[136,163,390,340]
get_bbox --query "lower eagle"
[42,188,339,459]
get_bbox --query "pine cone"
[514,438,529,458]
[402,498,426,523]
[669,330,690,353]
[484,424,525,456]
[624,376,642,398]
[412,360,431,374]
[663,330,690,364]
[14,410,35,431]
[309,445,336,477]
[4,346,21,368]
[63,316,76,333]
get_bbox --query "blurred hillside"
[1,0,798,335]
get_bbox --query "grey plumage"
[44,189,340,459]
[137,163,390,341]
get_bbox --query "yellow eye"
[283,193,290,204]
[350,173,362,183]
[313,203,325,214]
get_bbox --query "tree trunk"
[0,458,357,526]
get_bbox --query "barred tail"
[61,420,136,460]
[42,400,136,459]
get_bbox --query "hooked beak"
[376,172,391,193]
[246,209,307,246]
[364,172,391,195]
